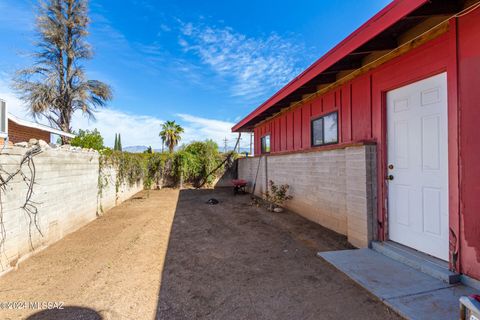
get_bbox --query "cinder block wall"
[238,145,376,248]
[0,145,143,274]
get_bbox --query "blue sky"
[0,0,391,149]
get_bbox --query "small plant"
[263,180,293,212]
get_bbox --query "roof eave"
[8,113,76,138]
[232,0,429,132]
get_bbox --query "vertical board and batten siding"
[251,16,480,281]
[457,8,480,281]
[253,76,375,155]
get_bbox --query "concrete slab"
[371,241,460,284]
[319,249,450,300]
[318,248,478,320]
[386,285,477,320]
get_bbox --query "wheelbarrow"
[460,295,480,320]
[232,179,248,195]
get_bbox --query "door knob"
[386,175,394,181]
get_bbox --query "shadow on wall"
[214,159,238,188]
[26,306,102,320]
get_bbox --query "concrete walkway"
[319,248,477,320]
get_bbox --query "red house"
[233,0,480,285]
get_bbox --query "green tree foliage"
[13,0,112,144]
[113,133,123,151]
[117,134,122,151]
[100,140,224,190]
[143,146,153,154]
[70,128,104,150]
[159,121,184,153]
[182,140,221,185]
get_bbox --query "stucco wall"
[0,144,143,274]
[238,144,376,248]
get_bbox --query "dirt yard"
[0,188,402,320]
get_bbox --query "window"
[0,99,7,138]
[311,111,338,147]
[261,135,271,154]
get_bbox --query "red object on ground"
[472,295,480,302]
[232,179,247,187]
[232,179,248,195]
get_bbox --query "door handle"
[386,175,394,181]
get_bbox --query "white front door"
[387,73,449,261]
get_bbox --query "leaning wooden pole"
[196,133,242,189]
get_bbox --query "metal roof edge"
[8,113,76,138]
[232,0,429,132]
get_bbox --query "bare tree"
[13,0,112,144]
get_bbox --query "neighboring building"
[0,99,75,145]
[233,0,480,283]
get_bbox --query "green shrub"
[99,140,225,191]
[181,140,222,186]
[70,129,104,150]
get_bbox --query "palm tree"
[159,121,184,153]
[13,0,112,144]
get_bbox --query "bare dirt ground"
[0,188,402,320]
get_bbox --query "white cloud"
[177,113,234,147]
[176,113,251,152]
[1,75,245,150]
[178,22,305,100]
[0,74,29,118]
[72,109,165,149]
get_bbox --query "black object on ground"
[206,198,219,205]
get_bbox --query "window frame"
[310,111,339,147]
[0,99,7,139]
[260,134,271,154]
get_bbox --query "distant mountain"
[123,146,161,153]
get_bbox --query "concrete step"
[372,241,461,284]
[318,248,476,320]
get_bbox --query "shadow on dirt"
[26,306,102,320]
[154,188,399,320]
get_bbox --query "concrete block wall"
[0,145,143,274]
[345,145,377,248]
[238,145,377,248]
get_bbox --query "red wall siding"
[286,112,294,150]
[341,85,352,142]
[351,74,372,141]
[311,97,322,117]
[457,9,480,280]
[281,115,287,151]
[294,108,302,149]
[323,91,336,113]
[302,103,311,148]
[251,12,480,280]
[256,33,451,157]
